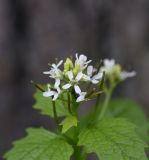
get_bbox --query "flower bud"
[109,64,122,83]
[64,58,74,72]
[73,64,81,76]
[113,64,122,79]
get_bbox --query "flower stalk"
[67,92,72,114]
[98,87,113,120]
[52,101,60,132]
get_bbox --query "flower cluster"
[43,54,136,102]
[100,59,136,81]
[43,54,103,102]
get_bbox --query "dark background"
[0,0,149,159]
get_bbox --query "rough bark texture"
[0,0,149,159]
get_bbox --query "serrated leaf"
[107,99,149,142]
[78,118,148,160]
[4,128,73,160]
[60,115,78,133]
[33,86,69,117]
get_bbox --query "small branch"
[30,80,45,92]
[31,81,71,103]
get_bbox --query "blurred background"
[0,0,149,159]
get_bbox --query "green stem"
[91,90,102,122]
[67,92,72,114]
[73,146,87,160]
[52,101,60,132]
[98,88,113,120]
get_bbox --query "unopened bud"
[64,58,74,72]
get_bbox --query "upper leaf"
[33,86,69,117]
[107,99,149,142]
[78,118,148,160]
[60,115,78,133]
[4,128,73,160]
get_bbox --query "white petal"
[87,66,93,76]
[76,92,86,102]
[104,59,115,67]
[68,71,73,81]
[47,84,51,91]
[49,75,56,79]
[121,71,136,80]
[53,93,59,101]
[92,72,103,80]
[99,67,105,73]
[75,72,83,81]
[79,55,87,62]
[43,91,54,97]
[43,71,51,74]
[74,85,81,94]
[76,96,84,102]
[56,87,61,94]
[52,64,57,68]
[85,60,92,65]
[62,83,72,89]
[76,53,79,60]
[91,79,99,84]
[54,79,60,88]
[57,60,63,67]
[104,59,109,66]
[82,64,88,70]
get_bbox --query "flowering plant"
[4,54,149,160]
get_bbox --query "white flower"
[62,70,87,102]
[91,72,103,84]
[43,79,61,101]
[76,92,87,102]
[43,60,63,79]
[73,84,86,102]
[75,53,92,71]
[74,85,86,102]
[62,71,83,91]
[120,71,136,80]
[62,70,86,102]
[100,59,115,74]
[101,58,136,81]
[83,65,103,84]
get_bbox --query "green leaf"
[60,115,78,133]
[4,128,73,160]
[33,86,69,117]
[78,118,148,160]
[107,99,149,142]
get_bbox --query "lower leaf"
[78,118,148,160]
[4,128,73,160]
